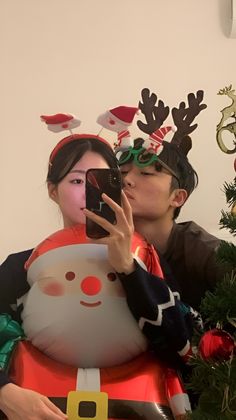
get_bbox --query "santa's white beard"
[21,283,147,368]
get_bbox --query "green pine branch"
[216,241,236,271]
[216,241,236,273]
[199,271,236,328]
[219,211,236,236]
[222,177,236,206]
[187,355,236,419]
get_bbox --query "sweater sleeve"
[0,250,32,316]
[0,370,11,387]
[117,260,192,364]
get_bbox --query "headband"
[40,113,113,165]
[41,88,207,169]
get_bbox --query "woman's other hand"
[0,383,68,420]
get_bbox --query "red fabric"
[165,368,185,399]
[9,341,181,406]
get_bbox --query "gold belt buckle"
[66,390,108,420]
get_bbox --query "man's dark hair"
[158,140,198,218]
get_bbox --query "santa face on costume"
[21,243,147,368]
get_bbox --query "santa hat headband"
[97,105,140,151]
[40,113,113,165]
[49,133,113,164]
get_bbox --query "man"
[117,89,224,310]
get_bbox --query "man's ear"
[171,189,188,209]
[47,182,58,203]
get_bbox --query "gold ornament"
[231,202,236,216]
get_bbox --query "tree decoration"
[187,87,236,419]
[198,329,235,362]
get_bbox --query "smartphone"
[85,168,122,239]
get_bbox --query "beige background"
[1,0,236,262]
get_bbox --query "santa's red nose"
[80,276,102,296]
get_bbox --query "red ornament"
[199,328,235,361]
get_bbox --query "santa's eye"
[107,272,117,282]
[65,271,76,281]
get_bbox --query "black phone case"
[85,168,122,239]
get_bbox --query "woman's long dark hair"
[47,137,118,184]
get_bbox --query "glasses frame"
[117,147,181,187]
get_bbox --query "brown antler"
[137,88,170,134]
[171,90,207,146]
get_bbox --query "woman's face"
[49,151,109,227]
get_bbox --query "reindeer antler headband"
[100,88,207,171]
[137,88,207,155]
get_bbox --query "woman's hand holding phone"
[84,191,135,275]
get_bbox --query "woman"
[0,129,191,419]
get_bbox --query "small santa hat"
[40,113,81,133]
[97,106,139,133]
[109,106,139,125]
[142,126,176,155]
[149,126,175,143]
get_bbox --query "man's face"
[120,162,177,220]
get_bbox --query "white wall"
[1,0,236,261]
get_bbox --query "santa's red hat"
[97,106,139,133]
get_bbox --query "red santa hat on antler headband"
[142,125,176,155]
[97,105,139,149]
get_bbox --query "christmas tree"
[187,87,236,419]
